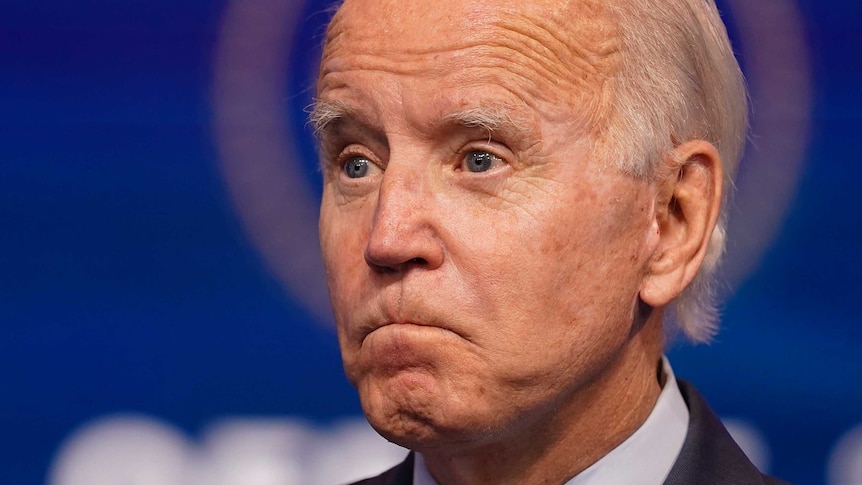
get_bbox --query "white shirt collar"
[413,357,689,485]
[412,453,437,485]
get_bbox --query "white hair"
[599,0,749,342]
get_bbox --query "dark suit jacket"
[348,380,790,485]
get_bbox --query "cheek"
[320,186,372,269]
[319,194,374,321]
[320,208,372,383]
[454,189,650,362]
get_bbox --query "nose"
[364,164,445,273]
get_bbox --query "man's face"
[316,0,660,449]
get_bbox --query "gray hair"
[600,0,748,342]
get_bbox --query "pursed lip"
[347,295,474,346]
[364,320,437,337]
[358,319,466,345]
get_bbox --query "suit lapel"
[664,380,777,485]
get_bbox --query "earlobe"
[640,140,723,308]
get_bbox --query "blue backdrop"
[2,0,861,484]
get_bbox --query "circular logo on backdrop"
[211,0,813,326]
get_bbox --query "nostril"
[365,255,429,274]
[368,262,398,274]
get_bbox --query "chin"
[357,370,505,451]
[365,405,442,449]
[358,373,458,445]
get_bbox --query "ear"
[640,140,723,308]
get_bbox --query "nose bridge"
[365,149,443,271]
[376,156,425,219]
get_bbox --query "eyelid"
[331,143,368,163]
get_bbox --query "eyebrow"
[438,104,532,139]
[307,99,357,139]
[307,99,534,142]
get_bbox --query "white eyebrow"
[306,99,353,138]
[440,105,531,137]
[308,100,532,141]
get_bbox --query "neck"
[421,314,665,485]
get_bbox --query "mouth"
[346,300,475,351]
[361,321,466,348]
[364,321,445,339]
[355,322,470,371]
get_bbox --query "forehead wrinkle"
[320,5,620,123]
[320,52,466,83]
[318,0,623,143]
[485,10,620,81]
[322,24,618,90]
[320,3,469,74]
[319,46,606,131]
[320,0,620,77]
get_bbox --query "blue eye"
[344,156,371,178]
[464,150,502,173]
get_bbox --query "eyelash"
[334,145,376,168]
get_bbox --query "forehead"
[318,0,621,115]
